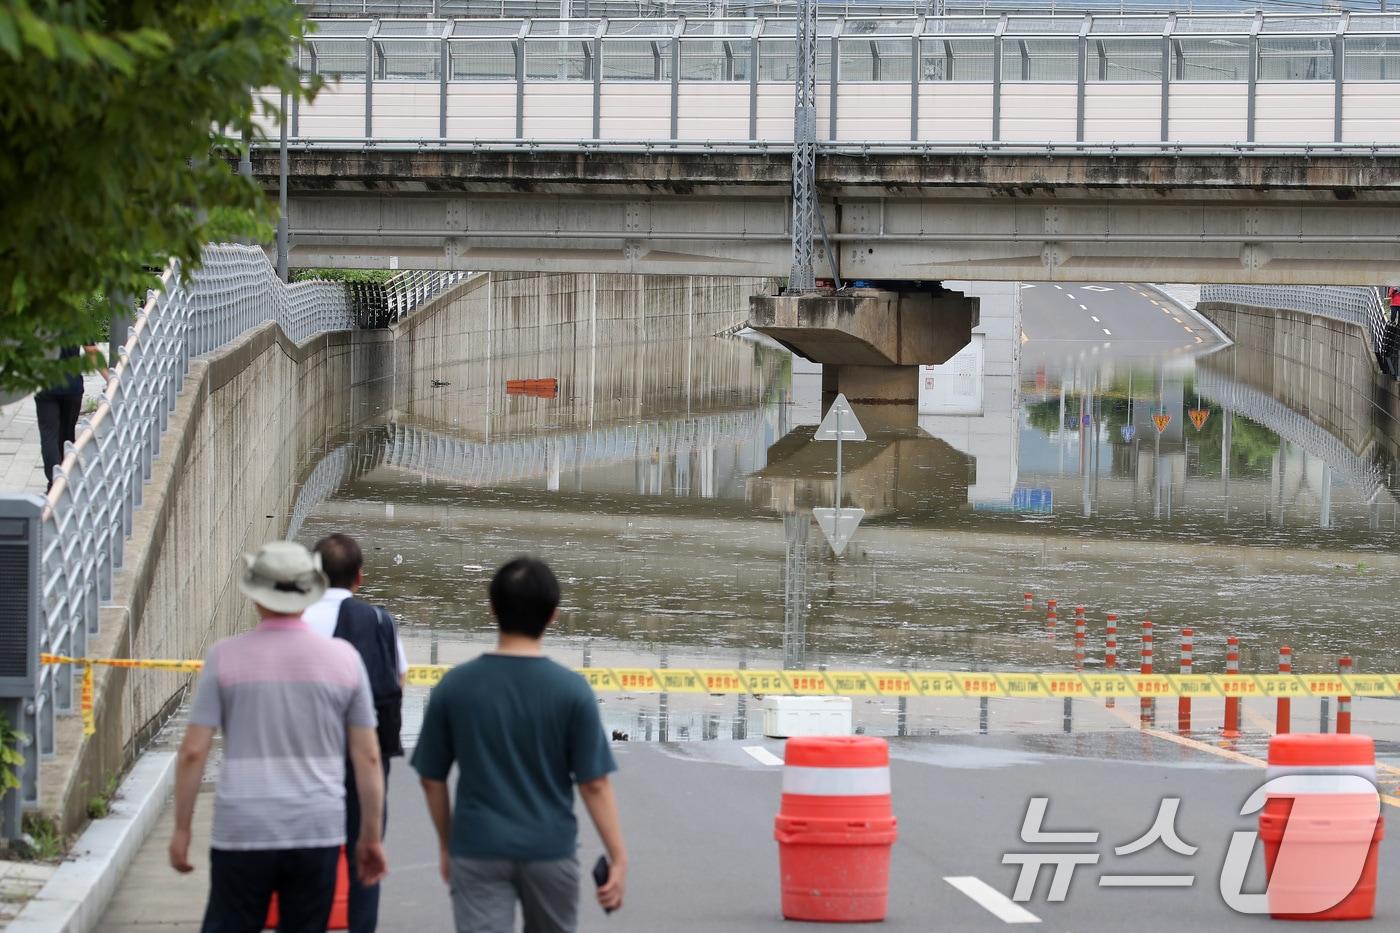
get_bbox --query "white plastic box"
[761,696,853,738]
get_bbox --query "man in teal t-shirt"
[413,557,626,933]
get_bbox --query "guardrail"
[348,269,472,327]
[266,138,1400,158]
[1199,284,1400,375]
[11,245,462,816]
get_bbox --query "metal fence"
[18,245,462,812]
[348,269,472,327]
[1198,284,1400,375]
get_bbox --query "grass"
[20,814,64,862]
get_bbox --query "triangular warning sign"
[812,507,865,557]
[814,393,867,442]
[1152,413,1172,434]
[1188,408,1210,430]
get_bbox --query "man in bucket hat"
[169,541,389,933]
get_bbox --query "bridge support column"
[749,289,977,405]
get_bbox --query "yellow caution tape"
[39,656,1400,700]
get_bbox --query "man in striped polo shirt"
[168,541,389,933]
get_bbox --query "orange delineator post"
[1074,607,1086,670]
[1105,614,1117,709]
[1178,628,1193,735]
[1140,620,1154,726]
[1024,591,1034,611]
[1046,599,1057,635]
[1224,636,1241,739]
[1338,655,1353,735]
[1277,646,1292,735]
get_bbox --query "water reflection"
[292,312,1400,690]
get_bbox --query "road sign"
[813,507,865,556]
[1121,425,1136,442]
[1152,413,1172,434]
[814,393,867,442]
[1188,408,1210,430]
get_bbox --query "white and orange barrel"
[774,736,897,922]
[1260,734,1384,921]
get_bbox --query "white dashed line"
[1078,304,1088,311]
[1194,335,1204,343]
[1053,284,1063,290]
[1090,315,1100,323]
[743,746,783,767]
[1102,328,1113,336]
[1067,293,1077,300]
[1183,325,1194,332]
[944,877,1041,924]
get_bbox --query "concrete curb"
[9,751,177,933]
[1144,283,1234,347]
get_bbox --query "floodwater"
[291,295,1400,739]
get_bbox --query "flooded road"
[291,283,1400,739]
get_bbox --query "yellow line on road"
[1107,705,1400,809]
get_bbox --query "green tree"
[0,0,313,395]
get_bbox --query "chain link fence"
[16,245,463,813]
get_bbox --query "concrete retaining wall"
[1197,301,1400,466]
[42,270,775,832]
[44,327,393,832]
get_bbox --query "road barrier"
[1260,734,1383,920]
[774,736,895,923]
[42,653,1400,705]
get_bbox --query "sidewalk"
[0,374,109,495]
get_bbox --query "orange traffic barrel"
[774,736,897,922]
[1260,734,1383,921]
[265,847,350,930]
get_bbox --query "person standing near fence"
[307,533,406,933]
[168,541,388,933]
[35,343,105,491]
[413,556,627,933]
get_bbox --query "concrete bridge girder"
[261,150,1400,285]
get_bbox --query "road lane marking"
[743,746,783,766]
[1083,285,1114,292]
[1091,315,1100,323]
[1067,293,1077,300]
[1079,304,1088,310]
[1183,325,1194,332]
[1053,284,1063,290]
[1161,307,1173,315]
[945,877,1041,924]
[1194,335,1204,343]
[1102,328,1112,336]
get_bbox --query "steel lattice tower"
[787,0,819,293]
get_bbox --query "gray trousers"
[449,856,580,933]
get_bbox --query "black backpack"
[333,597,404,758]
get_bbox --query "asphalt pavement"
[103,730,1400,932]
[1019,282,1221,366]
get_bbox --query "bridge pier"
[748,289,977,404]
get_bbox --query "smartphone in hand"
[592,855,614,914]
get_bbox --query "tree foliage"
[0,0,313,394]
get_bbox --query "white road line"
[1078,304,1088,310]
[1102,328,1113,336]
[944,877,1041,924]
[1183,324,1194,332]
[1066,293,1077,300]
[1194,335,1204,344]
[743,746,783,766]
[1090,315,1100,323]
[1052,284,1063,290]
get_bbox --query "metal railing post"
[1247,12,1260,143]
[992,15,1006,142]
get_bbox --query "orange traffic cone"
[265,847,350,930]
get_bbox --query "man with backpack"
[307,534,407,933]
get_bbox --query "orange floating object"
[774,736,896,923]
[506,378,558,398]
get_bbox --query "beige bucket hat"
[237,541,329,615]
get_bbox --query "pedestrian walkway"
[0,374,109,495]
